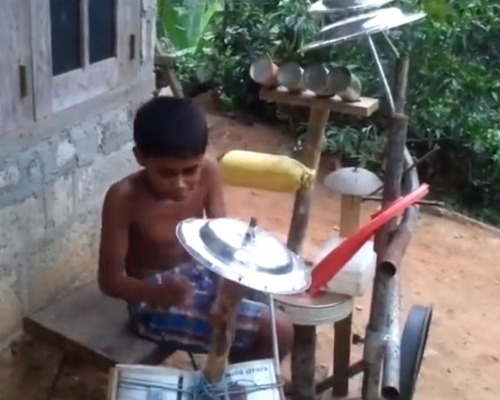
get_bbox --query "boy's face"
[134,148,204,201]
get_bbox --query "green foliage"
[156,0,223,84]
[156,0,500,223]
[398,0,500,214]
[157,0,223,55]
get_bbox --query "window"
[50,0,82,76]
[88,0,116,64]
[31,0,140,118]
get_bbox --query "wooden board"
[259,88,379,118]
[23,282,172,370]
[155,53,176,68]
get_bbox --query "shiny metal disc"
[303,7,426,51]
[309,0,394,15]
[176,218,311,295]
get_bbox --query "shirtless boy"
[98,96,293,362]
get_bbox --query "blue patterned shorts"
[128,263,266,353]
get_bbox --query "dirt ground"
[1,116,500,400]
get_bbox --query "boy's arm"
[204,157,226,218]
[98,184,152,303]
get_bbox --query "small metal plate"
[176,218,311,295]
[303,7,426,51]
[275,291,349,309]
[275,292,354,326]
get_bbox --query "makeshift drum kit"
[109,188,428,399]
[109,1,433,399]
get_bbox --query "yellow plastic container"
[220,150,315,193]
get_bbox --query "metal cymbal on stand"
[305,7,426,51]
[303,6,426,113]
[177,217,311,295]
[176,217,312,390]
[309,0,394,17]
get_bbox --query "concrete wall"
[0,0,158,342]
[0,94,150,342]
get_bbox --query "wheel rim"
[399,304,433,400]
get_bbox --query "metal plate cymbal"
[176,218,311,295]
[303,7,426,51]
[309,0,394,16]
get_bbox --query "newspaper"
[115,359,282,400]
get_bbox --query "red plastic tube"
[308,183,429,295]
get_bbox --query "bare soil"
[1,116,499,400]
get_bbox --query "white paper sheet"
[115,359,281,400]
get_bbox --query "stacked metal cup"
[303,63,362,101]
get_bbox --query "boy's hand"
[148,275,194,309]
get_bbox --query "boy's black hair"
[133,96,208,158]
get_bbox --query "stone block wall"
[0,0,158,344]
[0,97,148,342]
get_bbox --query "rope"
[189,375,283,399]
[120,373,283,399]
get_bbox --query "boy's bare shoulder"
[200,155,221,181]
[104,172,142,207]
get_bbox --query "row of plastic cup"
[249,54,362,102]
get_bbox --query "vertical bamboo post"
[339,195,362,237]
[361,56,410,400]
[288,107,330,400]
[381,56,411,399]
[330,194,360,398]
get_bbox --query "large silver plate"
[176,218,311,295]
[309,0,394,15]
[303,7,426,51]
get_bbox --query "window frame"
[30,0,140,119]
[0,0,33,135]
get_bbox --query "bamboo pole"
[361,56,410,400]
[288,107,330,400]
[330,194,359,397]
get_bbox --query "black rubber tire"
[399,304,433,400]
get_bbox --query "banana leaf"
[157,0,223,54]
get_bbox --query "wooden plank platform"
[23,282,171,370]
[260,87,379,118]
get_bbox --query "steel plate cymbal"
[303,7,426,51]
[176,218,311,295]
[309,0,394,16]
